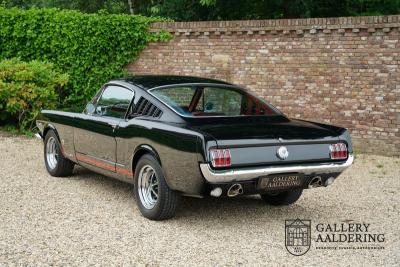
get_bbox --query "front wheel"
[260,189,303,206]
[44,130,74,177]
[134,154,180,220]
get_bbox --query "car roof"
[115,75,232,90]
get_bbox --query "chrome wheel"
[137,165,159,209]
[46,136,58,170]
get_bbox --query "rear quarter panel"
[116,119,207,196]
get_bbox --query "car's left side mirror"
[85,103,95,115]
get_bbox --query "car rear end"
[191,118,353,198]
[149,82,353,199]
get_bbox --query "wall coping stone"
[151,15,400,36]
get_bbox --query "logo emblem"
[285,219,311,256]
[276,146,289,160]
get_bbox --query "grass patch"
[0,125,35,138]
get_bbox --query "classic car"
[36,75,354,220]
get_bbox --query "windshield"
[150,86,281,117]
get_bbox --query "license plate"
[258,174,304,190]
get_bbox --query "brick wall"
[127,16,400,156]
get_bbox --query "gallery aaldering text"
[315,223,385,243]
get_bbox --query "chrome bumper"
[199,154,354,183]
[34,133,42,140]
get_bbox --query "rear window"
[150,86,280,117]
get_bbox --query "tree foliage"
[144,0,400,21]
[2,0,399,20]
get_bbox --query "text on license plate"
[259,174,304,190]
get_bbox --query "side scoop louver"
[133,97,162,118]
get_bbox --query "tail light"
[329,143,348,160]
[210,149,231,168]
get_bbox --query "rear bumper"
[199,154,354,183]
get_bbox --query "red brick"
[127,15,400,157]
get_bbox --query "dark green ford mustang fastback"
[36,75,353,220]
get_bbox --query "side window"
[95,86,134,118]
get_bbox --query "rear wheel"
[260,189,303,206]
[134,154,180,220]
[44,130,74,177]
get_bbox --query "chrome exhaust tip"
[308,176,323,189]
[324,177,335,187]
[227,184,243,197]
[210,187,222,197]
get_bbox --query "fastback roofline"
[147,83,243,91]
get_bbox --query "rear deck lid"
[187,116,343,166]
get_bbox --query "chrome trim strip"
[147,83,242,92]
[200,154,354,183]
[34,133,42,140]
[75,152,116,166]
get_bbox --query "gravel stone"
[0,135,399,266]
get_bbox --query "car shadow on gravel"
[175,196,316,222]
[71,166,317,222]
[72,166,134,191]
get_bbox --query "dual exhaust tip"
[227,184,243,197]
[210,184,243,198]
[210,176,335,197]
[308,176,335,188]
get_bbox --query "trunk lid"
[187,116,340,141]
[186,116,343,166]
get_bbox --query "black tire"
[134,154,180,220]
[44,130,74,177]
[261,189,303,206]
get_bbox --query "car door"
[74,85,135,172]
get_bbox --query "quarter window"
[95,86,134,118]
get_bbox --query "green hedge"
[0,8,169,108]
[0,58,68,130]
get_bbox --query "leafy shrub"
[0,58,68,130]
[0,7,169,108]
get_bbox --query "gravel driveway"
[0,134,399,266]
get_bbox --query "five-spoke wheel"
[44,130,74,177]
[137,165,159,209]
[134,154,180,220]
[45,136,58,170]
